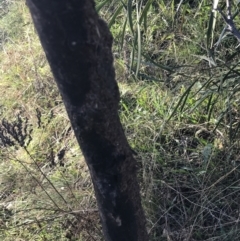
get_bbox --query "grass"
[1,0,240,240]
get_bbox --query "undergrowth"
[1,0,240,240]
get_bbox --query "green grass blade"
[130,34,137,73]
[127,0,134,34]
[96,0,111,13]
[218,62,240,92]
[120,17,128,49]
[141,53,175,72]
[213,111,225,133]
[206,93,213,121]
[207,95,219,122]
[206,93,213,114]
[135,2,141,77]
[139,0,153,27]
[206,10,217,49]
[190,92,211,113]
[167,80,197,121]
[108,4,124,29]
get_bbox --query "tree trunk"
[26,1,148,240]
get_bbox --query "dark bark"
[26,1,148,241]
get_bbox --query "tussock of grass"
[120,81,240,240]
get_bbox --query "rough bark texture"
[26,1,148,240]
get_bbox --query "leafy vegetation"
[1,0,240,240]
